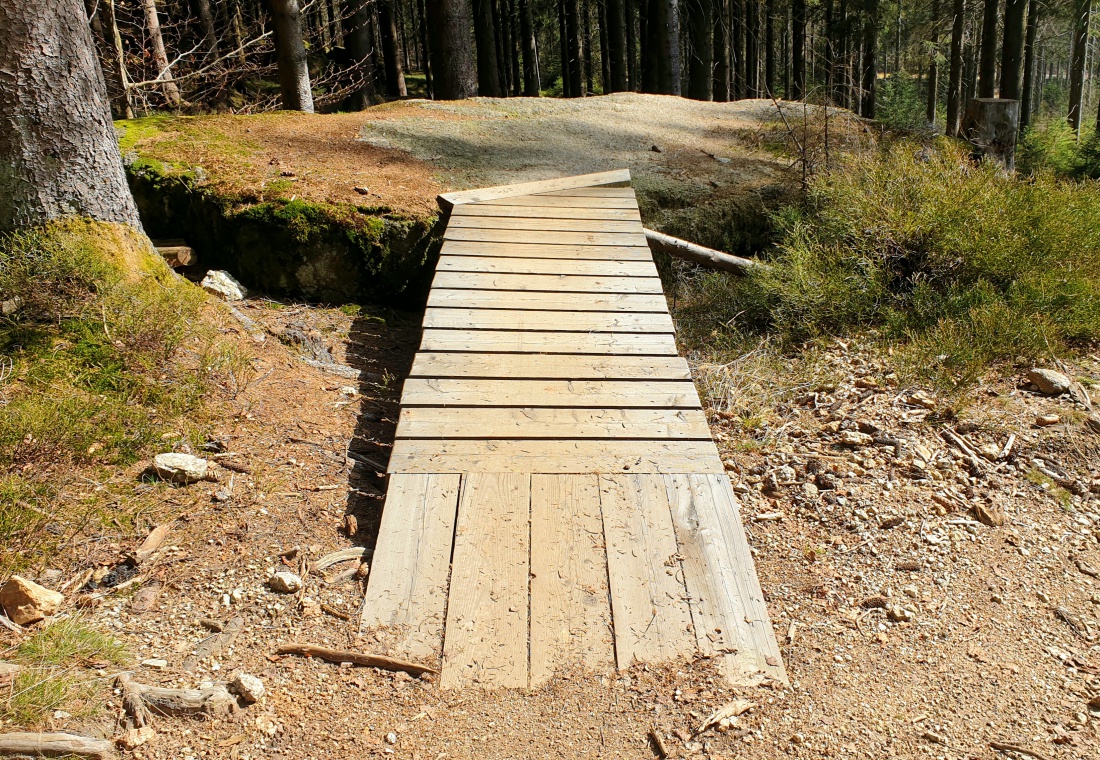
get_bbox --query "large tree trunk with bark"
[379,0,408,96]
[999,0,1026,100]
[519,0,540,94]
[926,0,940,125]
[417,0,435,96]
[473,0,503,95]
[267,0,315,111]
[687,0,713,99]
[860,0,878,118]
[142,0,183,105]
[946,0,966,135]
[1019,0,1037,130]
[192,0,220,57]
[745,0,759,96]
[1067,0,1091,133]
[606,0,630,91]
[713,0,730,99]
[428,0,478,98]
[564,0,585,96]
[977,0,998,97]
[0,0,142,232]
[645,0,681,94]
[791,0,806,99]
[345,0,378,108]
[764,0,775,95]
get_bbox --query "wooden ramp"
[362,170,786,689]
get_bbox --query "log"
[642,228,766,275]
[116,675,235,717]
[275,643,437,677]
[152,239,196,267]
[0,732,115,759]
[962,98,1020,170]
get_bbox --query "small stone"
[386,732,398,745]
[1036,413,1060,427]
[907,390,937,409]
[300,597,321,617]
[200,270,249,301]
[1027,368,1071,396]
[354,186,370,194]
[213,489,233,503]
[1085,414,1100,435]
[116,726,155,750]
[973,502,1007,527]
[979,443,1001,461]
[879,516,904,530]
[887,605,915,622]
[802,482,819,499]
[152,453,209,485]
[991,594,1004,603]
[838,430,873,447]
[0,575,64,625]
[231,672,265,703]
[774,465,797,483]
[815,471,838,490]
[650,144,662,152]
[268,572,302,593]
[142,658,168,670]
[902,585,919,598]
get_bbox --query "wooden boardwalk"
[362,170,786,689]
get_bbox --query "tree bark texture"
[860,0,878,118]
[345,0,378,108]
[565,0,585,95]
[687,0,713,99]
[379,0,408,96]
[267,0,315,111]
[946,0,966,135]
[417,0,435,96]
[1019,0,1037,129]
[977,0,998,97]
[999,0,1026,100]
[713,0,730,99]
[508,0,522,95]
[192,0,221,57]
[102,0,134,118]
[606,0,630,90]
[745,0,759,95]
[791,0,806,99]
[627,0,638,88]
[0,0,142,232]
[583,0,594,94]
[519,0,540,93]
[925,0,940,125]
[473,0,503,95]
[1067,0,1091,133]
[142,0,183,105]
[427,0,478,98]
[764,0,775,95]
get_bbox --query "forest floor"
[3,96,1099,759]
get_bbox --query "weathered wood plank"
[400,378,702,407]
[441,240,652,260]
[437,255,657,277]
[448,216,644,233]
[453,204,641,221]
[444,228,645,247]
[438,169,631,209]
[473,194,638,209]
[537,187,637,197]
[423,308,674,333]
[427,289,668,312]
[431,271,663,294]
[599,474,697,666]
[360,474,461,660]
[395,407,712,439]
[388,439,724,474]
[530,474,614,684]
[664,474,789,685]
[409,353,691,379]
[440,473,530,689]
[419,329,678,354]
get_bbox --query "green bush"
[675,141,1100,387]
[876,72,929,131]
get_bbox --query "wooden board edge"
[437,169,632,211]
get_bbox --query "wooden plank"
[438,169,630,209]
[530,474,614,684]
[409,353,692,380]
[388,439,724,474]
[438,255,657,277]
[360,474,460,660]
[431,271,664,294]
[427,289,668,312]
[444,228,645,247]
[474,194,638,209]
[419,329,678,355]
[440,473,530,689]
[599,474,697,665]
[395,407,712,439]
[537,187,637,197]
[441,241,652,260]
[423,308,674,333]
[453,204,641,221]
[664,474,788,685]
[400,379,702,407]
[447,216,643,233]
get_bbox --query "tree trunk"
[232,2,247,65]
[142,0,182,105]
[565,0,585,95]
[1068,0,1091,133]
[102,0,135,118]
[925,0,940,125]
[859,0,877,117]
[560,0,573,95]
[417,0,435,96]
[687,0,713,98]
[0,0,142,231]
[1018,0,1037,129]
[583,0,595,94]
[606,0,629,90]
[473,0,503,95]
[379,0,408,96]
[508,0,522,94]
[345,0,377,107]
[731,0,744,97]
[745,0,759,96]
[963,97,1019,169]
[427,0,478,98]
[267,0,315,111]
[999,0,1026,100]
[519,0,540,93]
[764,0,775,95]
[713,0,730,99]
[318,0,333,48]
[627,0,638,88]
[977,0,998,97]
[493,0,510,94]
[649,0,681,94]
[946,0,966,135]
[193,0,220,57]
[791,0,805,99]
[399,0,412,70]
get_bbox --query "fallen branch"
[0,732,115,759]
[130,524,171,565]
[311,547,370,573]
[643,228,766,276]
[989,740,1052,760]
[115,674,235,717]
[275,643,437,677]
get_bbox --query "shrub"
[876,71,929,131]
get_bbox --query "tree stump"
[962,98,1020,170]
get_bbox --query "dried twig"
[275,643,437,677]
[989,740,1053,760]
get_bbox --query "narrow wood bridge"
[362,170,786,689]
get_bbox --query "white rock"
[268,572,302,593]
[1027,368,1071,396]
[0,575,64,625]
[142,658,168,670]
[201,270,249,301]
[231,672,266,703]
[838,430,873,447]
[152,453,209,484]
